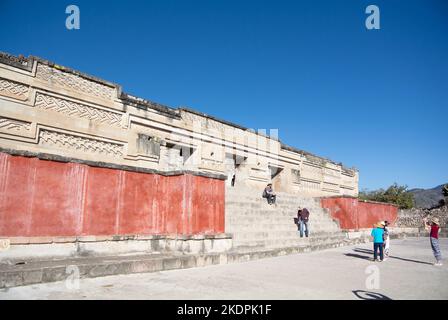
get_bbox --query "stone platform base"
[344,227,448,239]
[0,234,233,262]
[0,235,370,289]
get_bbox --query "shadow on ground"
[352,290,392,300]
[345,253,371,260]
[349,248,433,265]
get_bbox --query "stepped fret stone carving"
[0,117,31,132]
[36,64,114,100]
[39,130,123,158]
[35,93,124,127]
[0,78,29,100]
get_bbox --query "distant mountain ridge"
[408,184,447,209]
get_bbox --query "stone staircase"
[225,186,348,252]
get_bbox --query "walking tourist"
[297,207,310,237]
[425,217,443,266]
[371,222,385,262]
[262,183,276,205]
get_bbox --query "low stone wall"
[396,206,448,228]
[0,234,233,262]
[345,227,422,239]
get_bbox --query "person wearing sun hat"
[371,221,385,262]
[425,217,442,266]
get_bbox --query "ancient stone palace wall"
[0,152,225,238]
[320,196,398,230]
[0,52,358,197]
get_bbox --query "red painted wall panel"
[357,201,398,229]
[30,161,84,236]
[0,154,33,236]
[164,174,186,235]
[0,152,225,238]
[83,167,121,236]
[321,197,398,230]
[118,171,156,235]
[191,175,225,234]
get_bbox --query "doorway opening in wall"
[225,153,246,187]
[269,164,284,188]
[180,146,195,165]
[166,142,196,169]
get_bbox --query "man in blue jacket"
[371,223,385,262]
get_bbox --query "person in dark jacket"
[262,183,276,205]
[297,207,310,237]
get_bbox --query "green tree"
[359,183,414,209]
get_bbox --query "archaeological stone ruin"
[0,52,426,287]
[0,52,359,196]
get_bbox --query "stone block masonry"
[0,52,358,197]
[0,51,361,261]
[397,206,448,229]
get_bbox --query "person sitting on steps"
[297,207,310,237]
[262,183,276,205]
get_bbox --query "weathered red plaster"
[0,152,225,237]
[321,196,398,230]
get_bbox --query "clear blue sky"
[1,0,446,190]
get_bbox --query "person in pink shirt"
[424,217,443,266]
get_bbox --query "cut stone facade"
[0,52,359,196]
